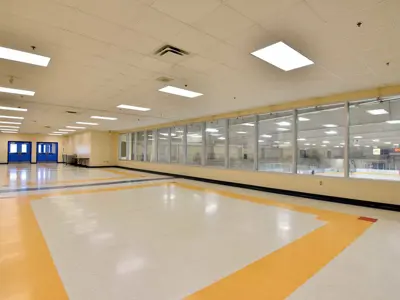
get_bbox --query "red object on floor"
[358,216,378,223]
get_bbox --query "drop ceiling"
[1,0,400,134]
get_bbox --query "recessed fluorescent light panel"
[49,133,62,136]
[159,86,203,98]
[117,104,151,111]
[53,132,67,134]
[277,128,290,131]
[386,120,400,124]
[354,136,363,139]
[297,138,306,141]
[0,121,21,124]
[1,131,17,134]
[325,131,337,135]
[367,109,388,115]
[261,134,272,138]
[0,115,24,119]
[0,125,19,128]
[0,86,35,96]
[206,128,219,133]
[0,46,51,67]
[91,116,117,120]
[251,41,314,71]
[236,131,247,134]
[66,126,85,129]
[76,122,98,125]
[0,106,27,112]
[58,129,75,132]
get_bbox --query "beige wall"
[117,160,400,205]
[65,131,117,167]
[0,133,66,163]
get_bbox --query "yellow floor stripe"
[177,183,373,300]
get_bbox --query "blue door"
[8,141,32,163]
[37,142,58,163]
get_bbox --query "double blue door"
[37,142,58,163]
[8,141,32,163]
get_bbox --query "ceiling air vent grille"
[155,45,189,57]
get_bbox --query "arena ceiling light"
[367,109,388,115]
[158,86,203,98]
[354,136,363,139]
[66,126,85,129]
[0,86,35,96]
[0,121,21,124]
[76,122,98,125]
[277,128,289,131]
[91,116,117,120]
[298,117,310,121]
[323,124,338,128]
[206,128,219,133]
[0,115,24,119]
[0,106,27,112]
[276,121,291,126]
[386,120,400,124]
[251,41,314,71]
[58,129,76,132]
[117,104,151,111]
[0,46,51,67]
[325,130,337,135]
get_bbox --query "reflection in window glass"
[158,128,170,163]
[229,116,255,170]
[119,134,127,160]
[136,132,145,161]
[171,126,185,164]
[258,111,293,173]
[146,130,156,162]
[187,123,203,165]
[349,98,400,181]
[206,120,226,167]
[297,104,345,176]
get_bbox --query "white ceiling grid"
[0,0,399,134]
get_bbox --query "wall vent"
[155,45,189,57]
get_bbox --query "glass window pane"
[157,128,170,163]
[38,144,42,154]
[52,143,56,154]
[349,98,400,181]
[187,123,203,165]
[206,120,226,167]
[229,116,255,170]
[258,112,293,173]
[171,126,185,164]
[136,132,145,161]
[10,143,17,153]
[119,134,127,160]
[146,130,156,162]
[297,104,345,176]
[21,144,27,153]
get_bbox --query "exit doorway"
[37,142,58,163]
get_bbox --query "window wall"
[118,96,400,182]
[258,111,293,173]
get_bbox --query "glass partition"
[296,104,345,176]
[118,134,128,160]
[258,111,293,173]
[187,123,203,165]
[171,126,185,164]
[228,116,255,170]
[157,128,170,163]
[146,130,156,162]
[349,98,400,181]
[136,131,145,161]
[206,120,226,167]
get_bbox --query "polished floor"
[0,164,399,300]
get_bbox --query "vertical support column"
[201,122,206,166]
[144,131,147,162]
[183,125,188,164]
[254,115,259,171]
[344,102,350,177]
[224,119,229,169]
[168,128,171,163]
[292,109,298,174]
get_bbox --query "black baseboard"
[116,166,400,212]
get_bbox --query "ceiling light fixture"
[66,126,86,129]
[297,138,306,141]
[258,140,265,143]
[0,121,21,125]
[236,131,247,134]
[206,128,219,133]
[158,86,203,98]
[218,137,226,140]
[304,143,310,146]
[76,122,98,126]
[117,104,151,111]
[325,130,337,135]
[242,123,255,127]
[367,109,388,115]
[298,117,310,121]
[1,131,17,134]
[323,124,338,128]
[91,116,117,120]
[0,46,51,67]
[49,133,63,136]
[322,141,330,144]
[276,121,291,126]
[277,128,290,131]
[0,115,24,119]
[372,139,380,142]
[0,106,27,112]
[53,132,67,134]
[384,142,392,144]
[354,136,363,139]
[386,120,400,124]
[0,125,19,128]
[0,86,35,96]
[251,41,314,71]
[58,129,76,132]
[260,134,272,138]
